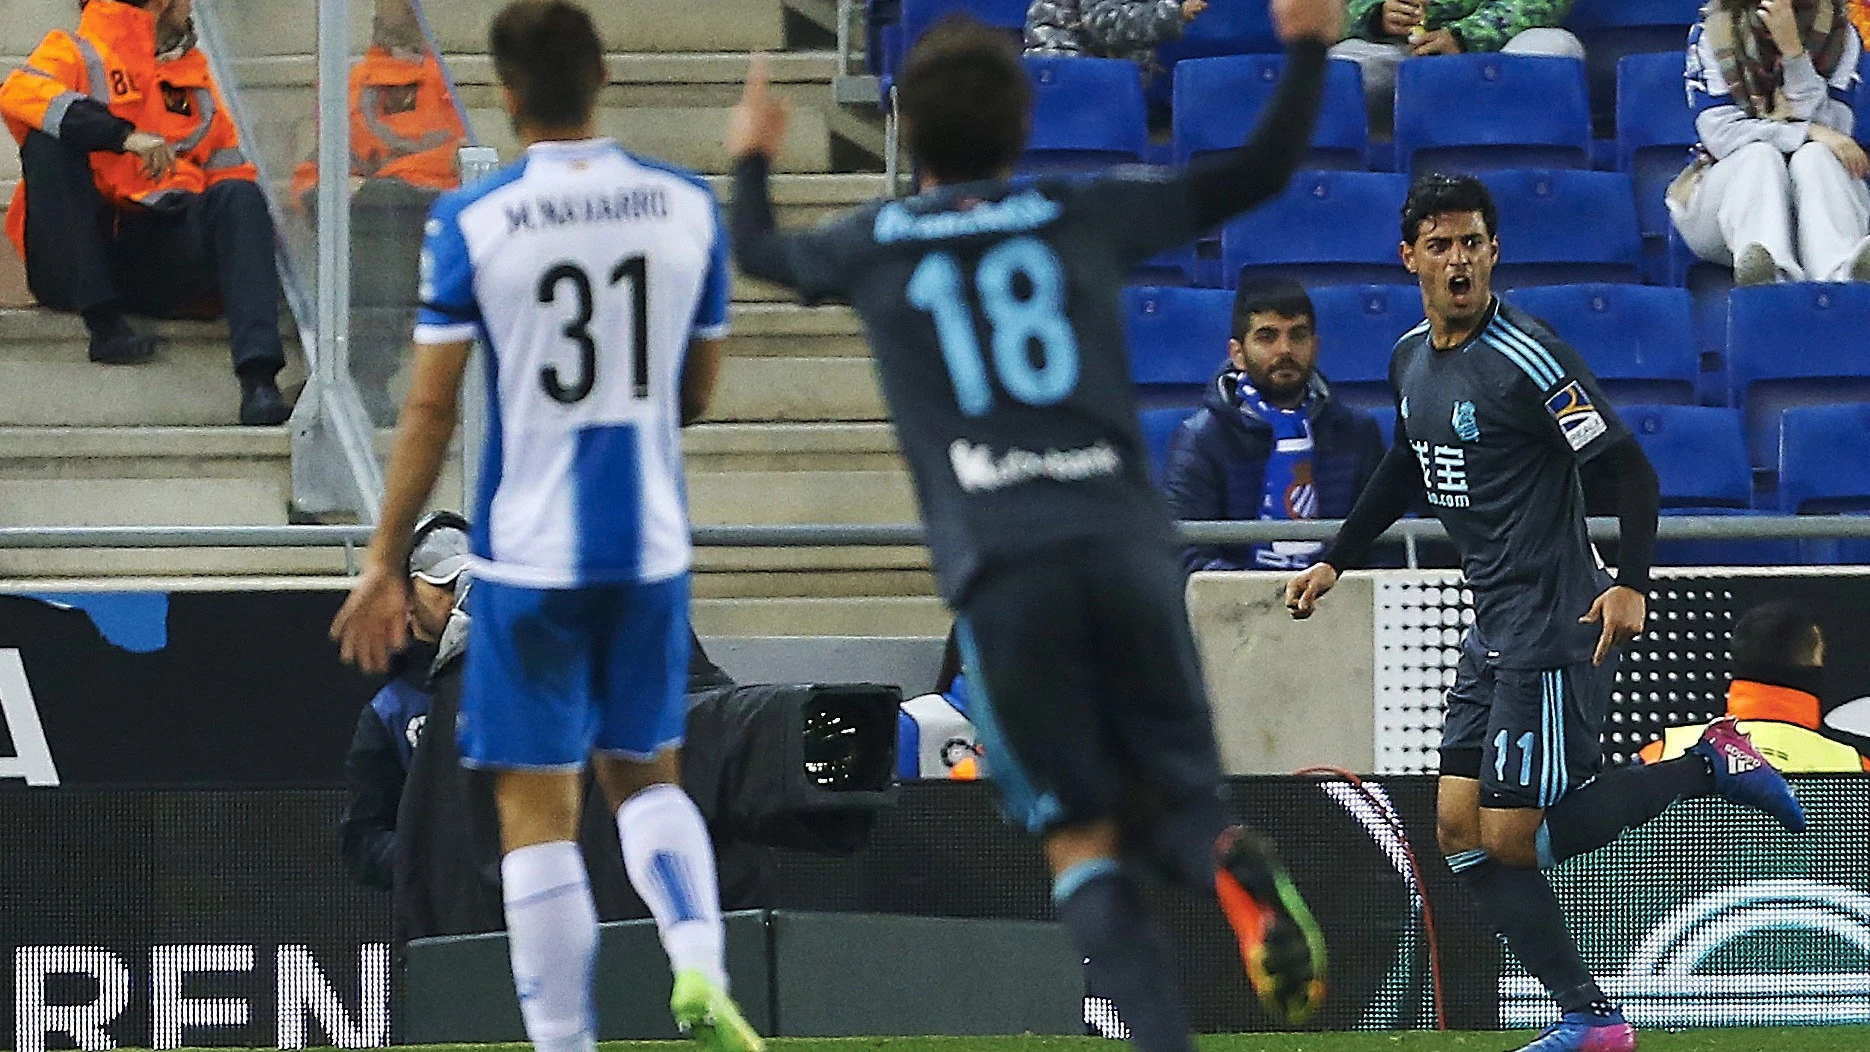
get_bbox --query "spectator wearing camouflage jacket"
[1024,0,1209,81]
[1331,0,1583,130]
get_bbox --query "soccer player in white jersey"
[330,4,760,1051]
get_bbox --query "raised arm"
[726,56,800,289]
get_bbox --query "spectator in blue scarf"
[1163,280,1385,572]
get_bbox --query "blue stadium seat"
[1124,286,1232,404]
[1220,171,1412,288]
[1505,284,1696,404]
[1566,0,1700,134]
[885,0,1028,81]
[1172,56,1368,169]
[1620,403,1800,564]
[1779,402,1870,564]
[1780,402,1870,513]
[1139,406,1198,483]
[1478,170,1643,287]
[1157,0,1280,64]
[1021,57,1149,170]
[1617,52,1697,242]
[1309,284,1422,414]
[1727,284,1870,469]
[1623,404,1751,508]
[1394,55,1592,175]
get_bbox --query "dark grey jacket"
[1025,0,1189,72]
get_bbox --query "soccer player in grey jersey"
[1286,174,1807,1052]
[725,3,1339,1047]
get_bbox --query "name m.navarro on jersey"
[501,186,671,232]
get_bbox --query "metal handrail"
[0,516,1866,549]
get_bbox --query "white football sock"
[617,783,727,987]
[501,840,598,1052]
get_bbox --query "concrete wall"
[1187,571,1376,776]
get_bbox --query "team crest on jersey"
[1545,381,1608,451]
[1452,400,1480,442]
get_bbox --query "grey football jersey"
[773,169,1208,602]
[1391,298,1629,668]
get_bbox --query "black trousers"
[19,130,285,376]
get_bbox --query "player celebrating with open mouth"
[1287,173,1808,1052]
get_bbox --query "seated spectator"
[1163,280,1385,573]
[1331,0,1584,131]
[1640,601,1870,771]
[1669,0,1870,284]
[293,0,469,423]
[1024,0,1208,82]
[339,511,468,890]
[0,0,291,424]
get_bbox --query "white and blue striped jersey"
[414,138,729,588]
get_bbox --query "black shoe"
[88,331,160,365]
[239,377,291,425]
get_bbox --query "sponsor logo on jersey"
[1546,380,1608,452]
[948,438,1121,493]
[1410,440,1471,509]
[1452,400,1480,442]
[873,190,1062,244]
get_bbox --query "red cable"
[1292,765,1450,1031]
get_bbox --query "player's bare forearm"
[681,338,725,425]
[369,341,471,573]
[1322,441,1421,572]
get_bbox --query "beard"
[1244,363,1309,405]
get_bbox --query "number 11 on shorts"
[1494,729,1536,788]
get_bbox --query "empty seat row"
[1123,282,1870,472]
[1180,168,1641,291]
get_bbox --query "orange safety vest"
[1638,680,1870,772]
[1,0,254,259]
[289,46,466,199]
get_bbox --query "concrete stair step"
[0,311,307,426]
[726,302,866,357]
[684,422,899,469]
[422,0,786,55]
[454,51,843,175]
[688,465,915,526]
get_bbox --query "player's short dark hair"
[1232,280,1315,340]
[490,0,605,131]
[1732,601,1824,667]
[1401,173,1498,245]
[897,17,1030,184]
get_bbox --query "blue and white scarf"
[1237,377,1323,570]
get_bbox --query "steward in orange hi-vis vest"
[1,0,253,258]
[0,0,290,424]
